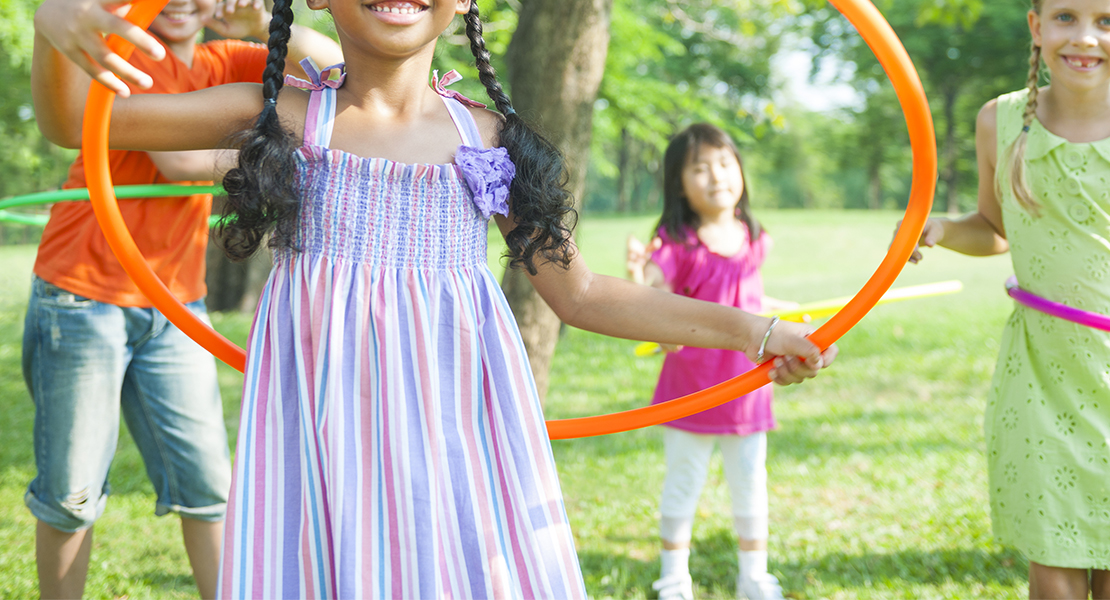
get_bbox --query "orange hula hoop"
[84,0,934,439]
[84,0,245,372]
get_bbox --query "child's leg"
[659,427,715,548]
[720,432,782,600]
[654,428,715,599]
[22,277,130,598]
[119,298,229,599]
[1091,568,1110,599]
[1028,562,1088,599]
[719,432,768,549]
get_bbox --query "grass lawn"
[0,209,1026,599]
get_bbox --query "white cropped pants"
[659,427,769,543]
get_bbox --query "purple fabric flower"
[456,145,515,219]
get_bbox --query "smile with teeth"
[162,10,193,20]
[1065,55,1104,69]
[369,2,425,14]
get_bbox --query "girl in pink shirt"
[628,123,797,600]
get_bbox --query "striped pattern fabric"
[217,88,586,599]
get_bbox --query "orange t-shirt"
[34,38,267,307]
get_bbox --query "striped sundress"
[217,68,587,599]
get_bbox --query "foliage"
[0,0,1045,229]
[584,0,805,213]
[797,0,1031,212]
[0,0,78,227]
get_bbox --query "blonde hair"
[998,2,1044,216]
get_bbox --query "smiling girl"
[907,1,1110,597]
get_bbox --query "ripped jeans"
[22,276,230,532]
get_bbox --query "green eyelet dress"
[987,88,1110,569]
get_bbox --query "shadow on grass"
[780,546,1027,590]
[773,410,984,459]
[129,570,197,596]
[578,527,1026,598]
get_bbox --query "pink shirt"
[650,224,775,435]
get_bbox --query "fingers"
[900,219,944,265]
[37,0,164,94]
[209,0,268,37]
[626,234,645,254]
[756,319,828,385]
[767,355,820,385]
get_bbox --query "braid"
[463,4,513,116]
[463,2,576,274]
[999,41,1042,216]
[218,0,301,260]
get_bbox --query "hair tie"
[1022,125,1031,133]
[504,106,516,116]
[264,97,277,107]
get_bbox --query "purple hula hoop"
[1005,276,1110,332]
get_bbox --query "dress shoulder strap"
[303,87,337,148]
[430,69,488,148]
[284,58,345,148]
[440,95,485,148]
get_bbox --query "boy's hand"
[205,0,269,42]
[35,0,166,97]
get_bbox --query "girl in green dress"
[909,0,1110,597]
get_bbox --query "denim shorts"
[23,275,230,532]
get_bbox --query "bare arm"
[147,149,239,182]
[286,26,344,74]
[496,216,835,384]
[33,31,267,153]
[908,100,1009,263]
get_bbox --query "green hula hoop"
[0,184,226,228]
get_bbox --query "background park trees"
[1,0,1035,388]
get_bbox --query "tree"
[500,0,614,401]
[807,0,1029,212]
[587,0,800,213]
[0,0,77,243]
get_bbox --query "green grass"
[0,210,1026,599]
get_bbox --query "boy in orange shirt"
[25,1,340,597]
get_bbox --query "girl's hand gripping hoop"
[85,0,936,438]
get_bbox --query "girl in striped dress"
[32,0,838,597]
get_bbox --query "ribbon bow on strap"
[431,70,487,109]
[284,57,346,91]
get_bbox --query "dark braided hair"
[217,0,300,261]
[218,1,577,272]
[462,2,577,274]
[657,123,762,245]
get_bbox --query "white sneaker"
[652,572,694,600]
[736,572,783,600]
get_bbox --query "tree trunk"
[502,0,613,402]
[204,197,274,313]
[616,127,631,213]
[868,162,882,210]
[942,87,960,214]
